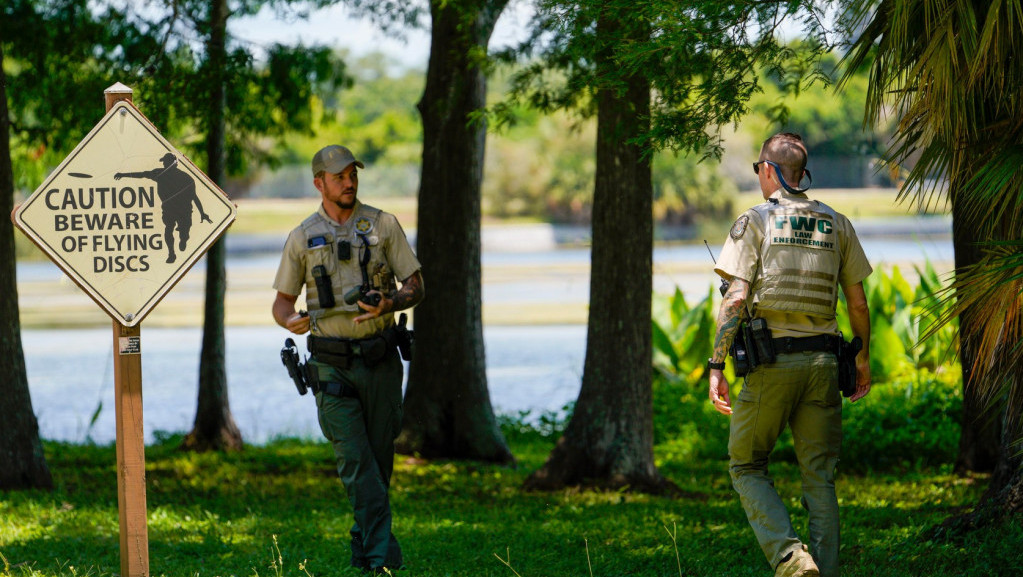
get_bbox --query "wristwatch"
[707,358,726,371]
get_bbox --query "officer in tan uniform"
[272,144,424,574]
[707,133,872,577]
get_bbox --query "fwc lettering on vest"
[772,214,835,250]
[45,186,162,273]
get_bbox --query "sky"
[230,2,534,71]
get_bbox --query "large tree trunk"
[396,0,513,463]
[524,12,670,493]
[182,0,241,452]
[0,43,54,490]
[950,193,1002,474]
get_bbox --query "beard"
[333,190,357,210]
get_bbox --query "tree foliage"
[841,0,1023,509]
[495,0,836,157]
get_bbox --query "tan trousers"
[729,350,843,577]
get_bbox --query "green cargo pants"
[310,350,405,571]
[728,350,842,577]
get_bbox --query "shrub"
[839,368,962,472]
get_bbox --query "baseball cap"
[312,145,364,176]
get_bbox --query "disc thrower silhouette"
[115,153,212,263]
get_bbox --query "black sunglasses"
[752,160,771,175]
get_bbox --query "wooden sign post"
[12,84,237,576]
[105,86,149,577]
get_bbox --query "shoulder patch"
[354,217,374,234]
[730,215,749,240]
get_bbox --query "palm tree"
[841,0,1023,516]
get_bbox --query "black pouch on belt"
[730,322,757,376]
[360,336,389,367]
[749,318,776,364]
[308,336,353,369]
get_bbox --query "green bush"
[840,368,962,472]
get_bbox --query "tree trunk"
[0,43,54,491]
[524,12,670,493]
[182,0,241,452]
[951,198,1002,474]
[396,0,513,463]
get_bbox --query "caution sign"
[14,101,236,326]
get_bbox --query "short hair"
[760,132,807,185]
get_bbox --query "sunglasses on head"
[752,160,814,193]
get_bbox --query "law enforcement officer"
[707,133,872,577]
[272,144,424,573]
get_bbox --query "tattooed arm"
[354,270,425,324]
[389,270,425,312]
[709,277,750,415]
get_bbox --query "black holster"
[384,313,414,361]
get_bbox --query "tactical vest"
[299,205,398,319]
[749,199,842,320]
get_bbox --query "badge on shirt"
[730,215,749,240]
[354,217,374,235]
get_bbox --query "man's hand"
[849,354,872,402]
[841,281,872,403]
[709,369,732,415]
[200,212,212,224]
[354,290,388,324]
[284,311,310,335]
[273,292,309,334]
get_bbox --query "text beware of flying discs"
[14,101,236,326]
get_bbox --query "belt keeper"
[780,337,794,353]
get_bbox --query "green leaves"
[651,286,721,383]
[655,261,960,386]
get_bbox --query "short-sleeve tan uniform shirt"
[714,190,873,338]
[274,202,421,340]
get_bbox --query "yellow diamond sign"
[14,101,236,326]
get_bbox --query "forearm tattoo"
[389,271,424,312]
[712,278,750,362]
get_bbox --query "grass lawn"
[1,432,1019,577]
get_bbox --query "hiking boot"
[774,544,819,577]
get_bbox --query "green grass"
[1,429,1019,577]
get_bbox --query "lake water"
[19,217,953,445]
[23,325,587,445]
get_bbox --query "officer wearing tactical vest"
[707,133,872,577]
[272,144,424,574]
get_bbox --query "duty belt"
[771,334,841,355]
[307,332,394,369]
[307,334,368,358]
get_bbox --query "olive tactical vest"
[749,199,842,320]
[299,204,397,318]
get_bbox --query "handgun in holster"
[392,312,414,361]
[280,338,311,395]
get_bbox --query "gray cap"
[312,145,364,176]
